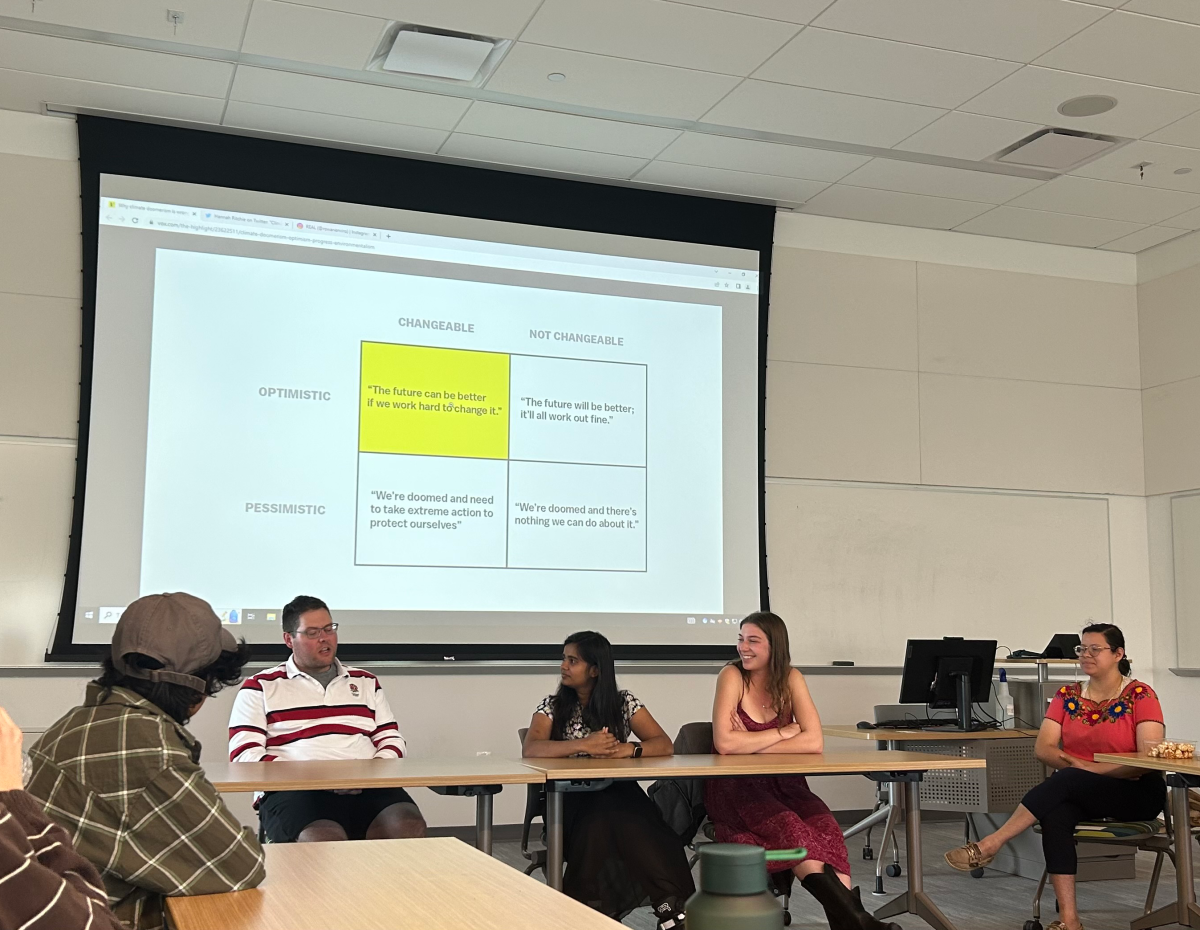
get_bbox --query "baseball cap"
[111,593,239,691]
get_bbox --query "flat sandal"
[943,842,995,871]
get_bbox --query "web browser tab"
[99,198,758,293]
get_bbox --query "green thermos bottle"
[685,844,806,929]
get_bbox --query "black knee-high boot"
[800,864,902,930]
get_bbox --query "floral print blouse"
[1045,679,1163,762]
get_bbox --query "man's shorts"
[258,787,419,842]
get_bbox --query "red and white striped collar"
[284,655,348,681]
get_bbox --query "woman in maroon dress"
[706,611,898,930]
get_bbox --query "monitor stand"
[920,672,989,732]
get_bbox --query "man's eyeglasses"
[295,623,339,639]
[1074,644,1113,657]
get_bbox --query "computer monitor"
[1041,633,1081,659]
[898,638,998,731]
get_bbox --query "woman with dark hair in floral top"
[522,631,694,930]
[944,623,1166,930]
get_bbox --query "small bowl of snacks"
[1148,740,1195,760]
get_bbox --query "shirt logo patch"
[349,683,359,696]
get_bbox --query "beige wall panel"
[921,373,1145,494]
[1138,263,1200,389]
[0,442,75,665]
[765,480,1113,666]
[768,248,917,370]
[1144,376,1200,495]
[0,293,79,439]
[766,361,920,483]
[918,263,1140,388]
[0,153,80,300]
[1171,493,1200,669]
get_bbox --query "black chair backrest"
[675,721,714,755]
[648,722,714,845]
[518,727,528,746]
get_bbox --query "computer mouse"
[856,721,877,730]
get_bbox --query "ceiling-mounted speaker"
[992,128,1125,171]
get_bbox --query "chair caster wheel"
[782,912,792,926]
[970,867,985,878]
[885,864,901,878]
[874,876,885,895]
[863,847,874,860]
[1023,921,1042,930]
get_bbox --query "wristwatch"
[632,743,643,758]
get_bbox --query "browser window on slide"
[72,176,762,648]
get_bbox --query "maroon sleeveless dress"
[704,704,852,875]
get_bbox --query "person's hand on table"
[0,707,28,792]
[777,722,801,741]
[580,728,620,758]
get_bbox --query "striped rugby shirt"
[228,657,407,764]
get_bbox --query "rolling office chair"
[516,727,548,877]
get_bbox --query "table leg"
[475,793,493,856]
[874,781,904,896]
[1132,775,1200,930]
[874,779,959,930]
[546,786,564,892]
[428,784,500,857]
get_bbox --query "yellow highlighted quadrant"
[359,342,509,459]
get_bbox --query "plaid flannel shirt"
[26,684,266,930]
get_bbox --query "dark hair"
[550,631,628,742]
[94,641,252,725]
[1081,622,1131,675]
[735,611,793,723]
[282,595,329,634]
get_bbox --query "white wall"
[0,108,1190,829]
[1138,258,1200,727]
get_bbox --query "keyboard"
[873,718,999,732]
[874,718,957,729]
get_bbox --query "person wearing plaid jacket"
[25,594,265,930]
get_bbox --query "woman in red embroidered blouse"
[944,624,1166,930]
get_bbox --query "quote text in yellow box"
[359,342,509,459]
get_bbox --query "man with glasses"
[227,595,425,843]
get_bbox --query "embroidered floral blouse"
[1044,679,1163,762]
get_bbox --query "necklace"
[1085,676,1126,703]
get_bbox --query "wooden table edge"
[1094,752,1200,774]
[823,725,1040,740]
[521,755,987,780]
[206,762,548,793]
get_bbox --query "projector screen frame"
[50,115,774,664]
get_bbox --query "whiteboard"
[765,480,1112,666]
[1173,493,1200,668]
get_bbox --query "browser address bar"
[99,198,759,294]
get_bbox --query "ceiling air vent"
[370,25,507,84]
[992,128,1125,171]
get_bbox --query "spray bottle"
[998,667,1015,729]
